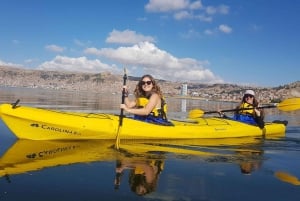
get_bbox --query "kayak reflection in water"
[114,158,164,195]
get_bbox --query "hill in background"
[1,65,299,103]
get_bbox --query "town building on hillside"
[181,84,188,96]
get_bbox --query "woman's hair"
[134,74,163,98]
[242,94,259,107]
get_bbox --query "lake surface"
[0,87,300,201]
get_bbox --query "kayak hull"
[0,103,286,140]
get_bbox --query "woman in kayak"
[120,74,173,125]
[219,89,265,128]
[226,89,265,128]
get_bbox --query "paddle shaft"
[115,69,127,150]
[119,72,128,126]
[205,105,276,114]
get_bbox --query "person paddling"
[219,89,265,128]
[120,74,173,126]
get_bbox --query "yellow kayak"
[0,103,286,140]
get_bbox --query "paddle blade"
[188,109,205,118]
[275,171,300,186]
[277,98,300,112]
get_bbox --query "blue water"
[0,87,300,201]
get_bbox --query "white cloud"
[45,44,65,53]
[219,24,232,33]
[218,5,230,14]
[145,0,228,25]
[174,11,192,20]
[84,41,223,83]
[145,0,190,12]
[202,25,232,35]
[189,1,202,10]
[38,56,119,73]
[24,58,39,64]
[206,6,217,15]
[206,5,229,15]
[73,39,92,47]
[174,11,212,22]
[0,59,23,67]
[180,29,202,39]
[106,29,156,45]
[1,38,223,83]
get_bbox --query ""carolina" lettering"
[41,125,81,135]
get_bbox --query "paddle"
[115,68,127,150]
[11,99,20,109]
[189,97,300,119]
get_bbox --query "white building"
[181,84,188,96]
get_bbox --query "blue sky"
[0,0,299,87]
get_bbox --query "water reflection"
[114,156,164,195]
[1,86,300,200]
[0,86,121,111]
[181,99,186,112]
[0,136,285,188]
[274,171,300,186]
[0,136,300,200]
[0,140,116,178]
[237,150,264,174]
[0,139,257,180]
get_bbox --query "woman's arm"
[254,107,265,128]
[124,97,136,108]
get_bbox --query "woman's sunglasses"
[141,80,152,85]
[244,94,254,98]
